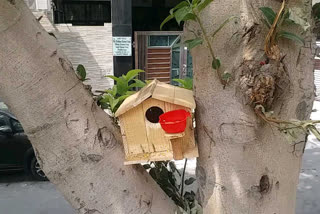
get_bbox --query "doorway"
[134,31,193,85]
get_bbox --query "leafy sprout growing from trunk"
[161,0,236,86]
[259,0,308,60]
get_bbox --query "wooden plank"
[147,57,171,61]
[148,58,171,63]
[148,48,171,53]
[142,98,171,152]
[147,67,171,70]
[147,73,170,78]
[147,54,171,59]
[148,62,171,65]
[119,105,149,156]
[119,119,129,156]
[148,63,171,69]
[146,68,171,73]
[124,151,174,165]
[171,139,184,160]
[164,103,197,156]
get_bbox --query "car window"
[11,119,24,133]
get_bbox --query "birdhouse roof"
[115,79,196,117]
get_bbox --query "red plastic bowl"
[159,109,191,134]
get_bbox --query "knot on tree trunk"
[237,60,289,111]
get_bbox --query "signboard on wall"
[112,37,132,56]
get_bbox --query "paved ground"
[295,101,320,214]
[296,148,320,214]
[0,173,75,214]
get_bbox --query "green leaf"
[160,14,175,30]
[261,18,271,29]
[128,79,146,88]
[99,95,110,104]
[184,38,203,49]
[104,86,117,96]
[309,126,320,141]
[222,73,232,81]
[170,1,189,15]
[149,168,158,180]
[211,58,221,70]
[169,162,178,173]
[108,97,120,112]
[175,6,196,25]
[277,31,304,45]
[106,75,120,82]
[116,77,129,96]
[125,69,145,82]
[185,177,196,185]
[143,164,151,169]
[197,0,213,12]
[126,91,136,95]
[173,79,185,85]
[111,85,117,96]
[192,0,201,6]
[76,64,86,81]
[118,95,130,102]
[259,7,276,26]
[173,78,193,90]
[212,16,237,39]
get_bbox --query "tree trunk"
[0,1,176,213]
[191,0,315,213]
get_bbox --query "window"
[53,0,111,25]
[11,119,24,133]
[148,35,179,47]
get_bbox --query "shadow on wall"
[37,13,114,94]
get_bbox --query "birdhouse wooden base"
[115,80,199,165]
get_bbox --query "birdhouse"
[115,79,198,165]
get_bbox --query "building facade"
[24,0,192,92]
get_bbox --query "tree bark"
[0,1,177,213]
[191,0,315,213]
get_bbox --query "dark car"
[0,110,47,181]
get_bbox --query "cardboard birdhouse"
[115,79,198,165]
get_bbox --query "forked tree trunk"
[0,1,176,213]
[191,0,315,213]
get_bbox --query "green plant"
[255,105,320,144]
[76,64,87,81]
[161,0,236,86]
[143,161,201,214]
[259,2,307,59]
[98,69,146,114]
[173,78,193,90]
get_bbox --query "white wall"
[24,0,50,10]
[34,12,114,94]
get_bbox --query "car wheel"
[30,156,47,181]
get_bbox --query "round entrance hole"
[145,106,164,123]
